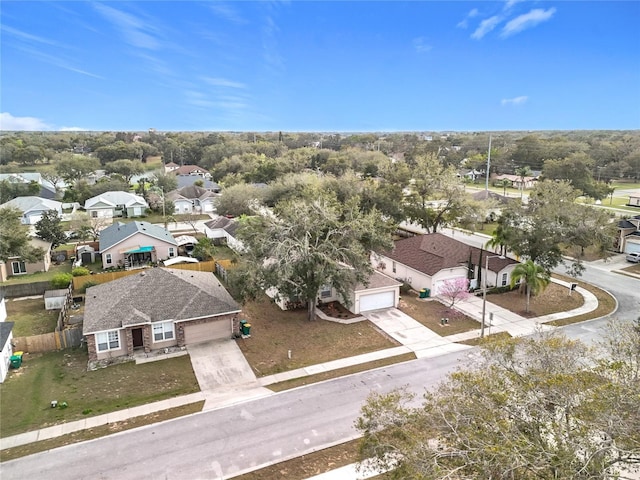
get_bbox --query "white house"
[204,216,244,252]
[84,191,148,219]
[0,196,63,225]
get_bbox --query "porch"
[124,246,155,270]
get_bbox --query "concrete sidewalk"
[0,281,600,453]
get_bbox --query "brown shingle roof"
[381,233,518,276]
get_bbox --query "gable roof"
[381,233,518,276]
[205,216,238,235]
[176,176,221,192]
[84,191,148,210]
[167,185,217,202]
[173,165,209,175]
[83,268,240,333]
[99,221,177,251]
[0,196,62,213]
[355,270,402,292]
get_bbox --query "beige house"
[98,221,177,269]
[83,268,241,363]
[0,238,52,282]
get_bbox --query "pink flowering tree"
[439,278,471,309]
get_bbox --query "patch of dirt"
[486,282,583,318]
[317,301,360,319]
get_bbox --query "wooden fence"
[14,328,83,353]
[72,259,233,290]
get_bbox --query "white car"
[626,252,640,263]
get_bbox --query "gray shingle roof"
[0,322,14,351]
[0,196,62,213]
[99,221,177,251]
[83,268,240,334]
[204,216,237,235]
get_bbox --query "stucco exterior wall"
[101,234,176,269]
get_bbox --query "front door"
[132,328,144,349]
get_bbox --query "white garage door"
[432,276,466,296]
[359,291,395,312]
[183,320,230,344]
[625,240,640,254]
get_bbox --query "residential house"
[493,174,537,190]
[0,196,63,225]
[98,221,178,269]
[0,314,14,383]
[176,175,222,193]
[373,233,519,296]
[628,194,640,207]
[0,172,57,199]
[167,185,218,214]
[83,268,241,362]
[164,162,180,174]
[0,237,52,282]
[268,270,402,314]
[204,216,244,252]
[171,165,211,178]
[615,216,640,254]
[84,191,149,219]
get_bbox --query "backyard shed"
[44,289,68,310]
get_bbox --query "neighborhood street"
[2,265,638,480]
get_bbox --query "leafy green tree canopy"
[35,210,67,249]
[0,207,42,263]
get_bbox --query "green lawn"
[5,298,59,336]
[0,262,72,286]
[0,349,200,438]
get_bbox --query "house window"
[168,247,176,258]
[392,262,396,273]
[11,261,27,275]
[105,253,112,265]
[96,331,120,352]
[91,211,98,218]
[502,273,508,286]
[320,285,332,298]
[153,321,174,342]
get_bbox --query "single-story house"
[493,174,537,190]
[1,320,15,383]
[171,165,211,178]
[373,233,520,296]
[176,176,221,193]
[268,270,402,315]
[164,162,180,173]
[615,216,640,254]
[204,216,244,252]
[83,268,241,362]
[0,196,63,225]
[84,191,149,219]
[98,221,178,269]
[0,237,52,282]
[167,185,217,214]
[0,172,58,199]
[628,194,640,207]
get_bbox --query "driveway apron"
[187,339,258,391]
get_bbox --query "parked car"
[626,252,640,263]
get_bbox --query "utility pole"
[485,135,492,192]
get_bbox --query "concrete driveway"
[187,340,274,410]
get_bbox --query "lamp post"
[481,254,505,338]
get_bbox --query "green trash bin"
[10,355,22,369]
[241,323,252,335]
[419,289,427,299]
[424,288,430,298]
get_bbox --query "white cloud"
[457,8,479,29]
[201,77,247,89]
[93,4,160,50]
[0,112,51,131]
[501,96,528,106]
[412,37,432,53]
[209,3,247,25]
[59,126,88,131]
[504,0,525,10]
[501,8,556,38]
[471,15,502,40]
[1,25,63,47]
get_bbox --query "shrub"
[72,267,90,277]
[81,281,98,293]
[50,273,73,288]
[399,281,412,294]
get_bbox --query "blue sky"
[1,1,639,132]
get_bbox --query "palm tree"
[510,260,550,313]
[515,166,532,200]
[496,178,511,197]
[486,223,508,256]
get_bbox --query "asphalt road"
[3,266,639,480]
